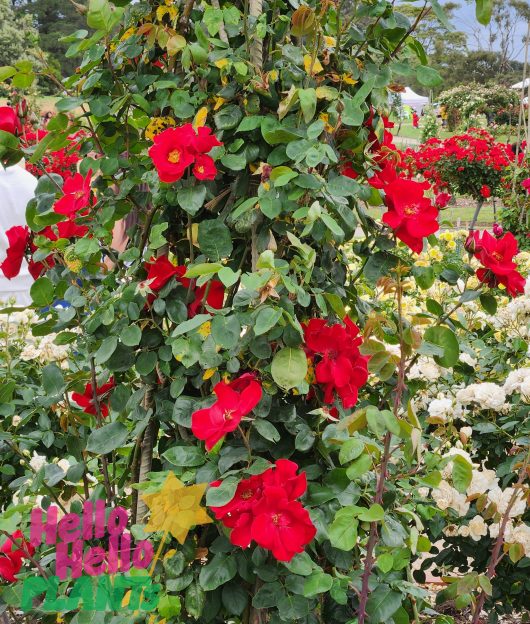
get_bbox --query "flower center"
[403,203,419,216]
[74,190,85,199]
[196,165,205,174]
[492,251,503,262]
[271,513,282,525]
[241,489,253,500]
[223,409,234,421]
[168,149,181,164]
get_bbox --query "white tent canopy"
[401,87,429,112]
[511,78,530,89]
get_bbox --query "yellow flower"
[215,59,229,69]
[323,36,336,47]
[198,321,211,338]
[428,248,443,262]
[303,54,323,75]
[193,106,208,129]
[447,240,456,250]
[414,258,430,267]
[145,116,176,140]
[341,74,357,85]
[268,69,279,82]
[142,472,212,544]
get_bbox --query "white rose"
[487,487,527,518]
[468,515,488,541]
[509,524,530,556]
[458,526,470,537]
[57,459,71,474]
[12,415,21,427]
[467,467,498,497]
[29,453,47,472]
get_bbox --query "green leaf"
[0,66,17,82]
[86,422,128,455]
[206,478,238,506]
[475,0,492,25]
[30,277,54,307]
[452,454,472,494]
[121,325,142,347]
[424,326,459,368]
[95,336,118,365]
[298,88,317,123]
[412,265,435,290]
[87,0,124,32]
[479,293,497,315]
[163,445,206,467]
[222,582,248,615]
[271,347,308,390]
[199,554,237,590]
[218,266,240,287]
[329,507,358,551]
[136,351,157,375]
[346,454,372,480]
[377,553,394,573]
[254,419,281,442]
[357,504,384,522]
[198,219,233,261]
[303,572,333,598]
[283,552,313,576]
[366,585,402,622]
[42,364,66,396]
[211,315,241,349]
[364,252,398,283]
[177,186,207,216]
[339,438,365,465]
[254,307,282,336]
[158,594,181,619]
[416,65,443,87]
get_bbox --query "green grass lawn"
[392,119,517,145]
[366,200,497,228]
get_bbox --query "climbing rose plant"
[0,0,525,623]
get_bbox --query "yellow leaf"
[198,321,212,338]
[342,74,357,85]
[156,5,177,21]
[213,96,226,111]
[142,473,213,544]
[215,58,229,69]
[122,591,131,608]
[203,367,216,380]
[303,54,323,75]
[193,106,208,129]
[167,34,186,56]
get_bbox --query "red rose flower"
[209,460,315,560]
[0,530,35,583]
[522,178,530,192]
[342,163,359,179]
[144,255,182,292]
[0,226,30,279]
[435,192,451,208]
[148,123,222,183]
[0,106,22,136]
[54,171,94,217]
[72,378,115,417]
[304,317,369,409]
[381,177,439,254]
[144,256,224,316]
[193,154,217,181]
[480,184,491,199]
[250,487,316,561]
[471,230,525,297]
[191,374,262,450]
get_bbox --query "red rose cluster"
[143,255,224,316]
[209,460,316,562]
[23,128,84,180]
[0,531,35,583]
[400,129,518,196]
[148,124,222,183]
[192,373,262,450]
[72,378,115,417]
[342,113,439,254]
[467,230,525,297]
[304,317,369,409]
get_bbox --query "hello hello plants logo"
[17,472,212,615]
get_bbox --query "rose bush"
[1,1,528,624]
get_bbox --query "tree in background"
[11,0,88,78]
[0,0,38,68]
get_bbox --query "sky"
[452,1,529,60]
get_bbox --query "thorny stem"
[470,449,530,624]
[0,530,48,579]
[358,263,407,623]
[90,357,113,503]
